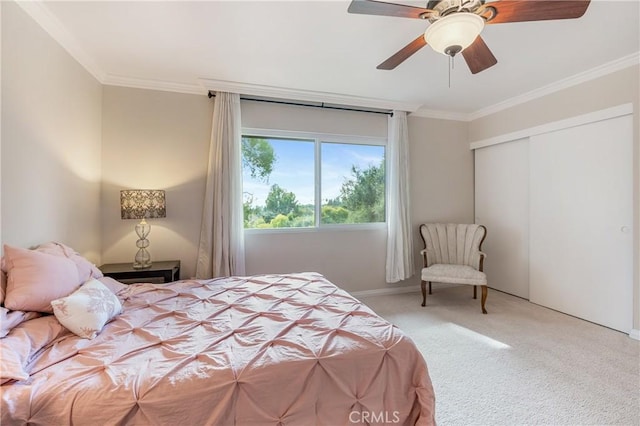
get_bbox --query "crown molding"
[409,108,469,121]
[412,52,639,122]
[199,78,421,113]
[468,52,640,121]
[16,1,106,83]
[102,74,205,96]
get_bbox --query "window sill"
[244,222,386,235]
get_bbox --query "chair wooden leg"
[428,282,432,295]
[421,281,427,307]
[481,285,488,314]
[473,285,477,299]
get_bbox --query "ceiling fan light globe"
[424,12,485,56]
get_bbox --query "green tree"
[321,205,350,224]
[339,161,385,223]
[290,205,314,227]
[243,193,257,227]
[264,184,299,222]
[255,220,273,229]
[270,214,291,228]
[323,197,342,207]
[242,137,275,182]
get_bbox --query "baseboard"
[629,329,640,341]
[430,282,465,290]
[350,282,467,298]
[350,285,420,298]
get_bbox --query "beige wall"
[101,86,213,279]
[240,101,388,136]
[100,93,473,292]
[408,115,474,286]
[1,2,102,262]
[468,64,640,331]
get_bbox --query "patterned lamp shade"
[120,190,166,220]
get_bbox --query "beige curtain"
[195,92,245,278]
[386,110,414,283]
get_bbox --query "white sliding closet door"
[529,115,633,332]
[475,139,529,298]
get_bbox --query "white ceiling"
[25,0,640,118]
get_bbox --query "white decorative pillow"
[51,278,122,339]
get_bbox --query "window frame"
[242,127,387,233]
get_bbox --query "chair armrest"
[419,249,428,267]
[468,251,487,271]
[478,251,487,272]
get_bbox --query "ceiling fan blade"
[348,0,432,19]
[377,34,427,70]
[461,36,497,74]
[486,0,590,24]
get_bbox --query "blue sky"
[243,138,384,206]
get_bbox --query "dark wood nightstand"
[99,260,181,284]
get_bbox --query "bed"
[1,270,435,425]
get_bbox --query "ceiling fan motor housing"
[427,0,485,20]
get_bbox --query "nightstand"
[99,260,181,284]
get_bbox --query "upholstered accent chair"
[419,223,488,314]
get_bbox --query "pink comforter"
[2,272,435,425]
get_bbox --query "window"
[242,132,386,229]
[321,142,385,224]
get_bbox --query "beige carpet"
[358,286,640,426]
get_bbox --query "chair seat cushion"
[421,264,487,286]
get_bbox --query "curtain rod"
[207,91,393,116]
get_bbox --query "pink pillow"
[36,242,103,282]
[1,256,7,304]
[0,270,6,305]
[3,245,80,313]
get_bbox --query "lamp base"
[132,260,152,270]
[133,247,152,269]
[133,219,152,269]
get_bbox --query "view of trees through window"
[242,135,385,229]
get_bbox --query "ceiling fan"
[348,0,591,74]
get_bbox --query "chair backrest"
[419,223,486,268]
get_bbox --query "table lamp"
[120,189,166,269]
